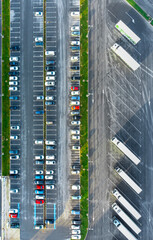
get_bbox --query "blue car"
[71,31,80,36]
[9,150,19,154]
[9,96,18,100]
[35,111,44,114]
[36,42,43,46]
[71,46,80,50]
[71,96,80,100]
[35,190,44,194]
[35,175,44,180]
[46,61,55,65]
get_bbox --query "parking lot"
[9,0,21,227]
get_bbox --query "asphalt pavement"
[87,0,153,239]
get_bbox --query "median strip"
[2,0,10,176]
[80,0,88,239]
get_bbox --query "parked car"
[71,41,80,46]
[46,60,55,65]
[9,150,19,154]
[9,57,18,61]
[46,160,56,165]
[9,62,18,66]
[35,170,43,174]
[45,82,55,86]
[71,66,80,70]
[46,170,54,174]
[46,155,55,159]
[71,225,80,230]
[72,230,81,234]
[9,71,19,76]
[45,96,54,100]
[10,66,18,71]
[46,146,55,150]
[71,106,80,110]
[9,213,18,218]
[9,76,18,80]
[71,101,80,105]
[10,155,19,160]
[71,121,80,125]
[35,140,43,145]
[35,190,44,194]
[46,185,55,189]
[46,71,55,76]
[73,115,80,120]
[45,175,53,180]
[9,87,18,91]
[45,140,56,145]
[45,219,54,224]
[36,185,44,189]
[35,12,43,17]
[71,56,79,61]
[46,86,56,91]
[35,111,44,114]
[71,130,80,134]
[35,195,45,199]
[71,26,80,31]
[46,76,55,80]
[10,170,18,175]
[10,135,18,140]
[71,235,81,239]
[10,106,19,110]
[45,100,55,104]
[71,91,80,95]
[71,111,80,115]
[71,86,79,91]
[35,161,44,165]
[45,180,55,184]
[34,225,44,229]
[36,200,44,204]
[45,66,55,71]
[35,37,43,42]
[9,81,18,86]
[9,96,18,100]
[35,175,44,180]
[9,209,18,213]
[36,96,44,100]
[72,196,81,200]
[71,31,80,36]
[71,12,80,17]
[72,220,81,225]
[45,51,55,56]
[72,185,80,190]
[35,155,44,160]
[34,180,44,184]
[72,135,80,140]
[11,125,20,130]
[10,46,20,51]
[71,76,80,80]
[10,189,19,193]
[10,223,19,228]
[71,170,80,175]
[72,146,80,150]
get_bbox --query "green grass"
[126,0,152,22]
[151,20,153,26]
[2,0,10,176]
[80,0,88,239]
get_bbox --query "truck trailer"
[112,189,141,220]
[111,43,140,71]
[113,217,138,240]
[112,203,141,234]
[112,137,140,165]
[115,167,142,194]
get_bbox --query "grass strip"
[2,0,10,176]
[80,0,88,239]
[126,0,152,22]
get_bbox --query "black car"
[46,146,55,150]
[45,66,55,71]
[10,174,19,178]
[9,62,18,66]
[46,86,56,91]
[45,219,54,224]
[71,66,80,70]
[9,71,19,76]
[10,106,19,110]
[72,115,80,120]
[71,76,80,80]
[10,223,19,228]
[10,46,20,51]
[72,165,80,170]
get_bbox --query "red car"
[71,86,79,91]
[36,185,44,190]
[36,200,44,204]
[71,106,80,110]
[9,213,18,218]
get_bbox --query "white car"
[45,51,55,56]
[46,185,54,189]
[46,121,53,125]
[9,76,18,80]
[46,76,55,80]
[72,135,80,140]
[71,56,79,61]
[35,155,44,160]
[71,130,80,135]
[45,140,55,145]
[71,101,80,106]
[34,225,44,229]
[45,175,53,179]
[35,12,43,17]
[10,66,18,71]
[9,209,18,213]
[46,71,56,76]
[45,81,55,86]
[71,225,80,230]
[45,96,54,100]
[71,91,80,96]
[71,170,80,175]
[71,121,80,125]
[9,57,18,61]
[72,146,80,150]
[71,235,81,239]
[71,26,80,31]
[35,37,43,42]
[35,170,43,174]
[72,185,80,190]
[46,155,55,160]
[10,170,18,175]
[35,195,45,199]
[10,135,18,140]
[10,189,19,193]
[46,170,54,174]
[36,96,44,100]
[11,125,20,130]
[35,140,43,145]
[71,12,80,17]
[9,87,18,91]
[46,160,56,165]
[72,230,81,235]
[10,155,19,160]
[9,81,18,86]
[71,41,80,46]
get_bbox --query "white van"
[45,51,55,56]
[46,76,55,80]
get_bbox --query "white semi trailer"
[112,137,140,165]
[111,43,140,71]
[115,20,140,45]
[112,189,141,220]
[115,167,142,194]
[112,203,141,235]
[113,217,138,240]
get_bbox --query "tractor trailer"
[113,217,138,240]
[112,189,141,220]
[112,137,140,165]
[115,167,142,194]
[112,203,141,234]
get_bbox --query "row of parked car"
[70,11,81,240]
